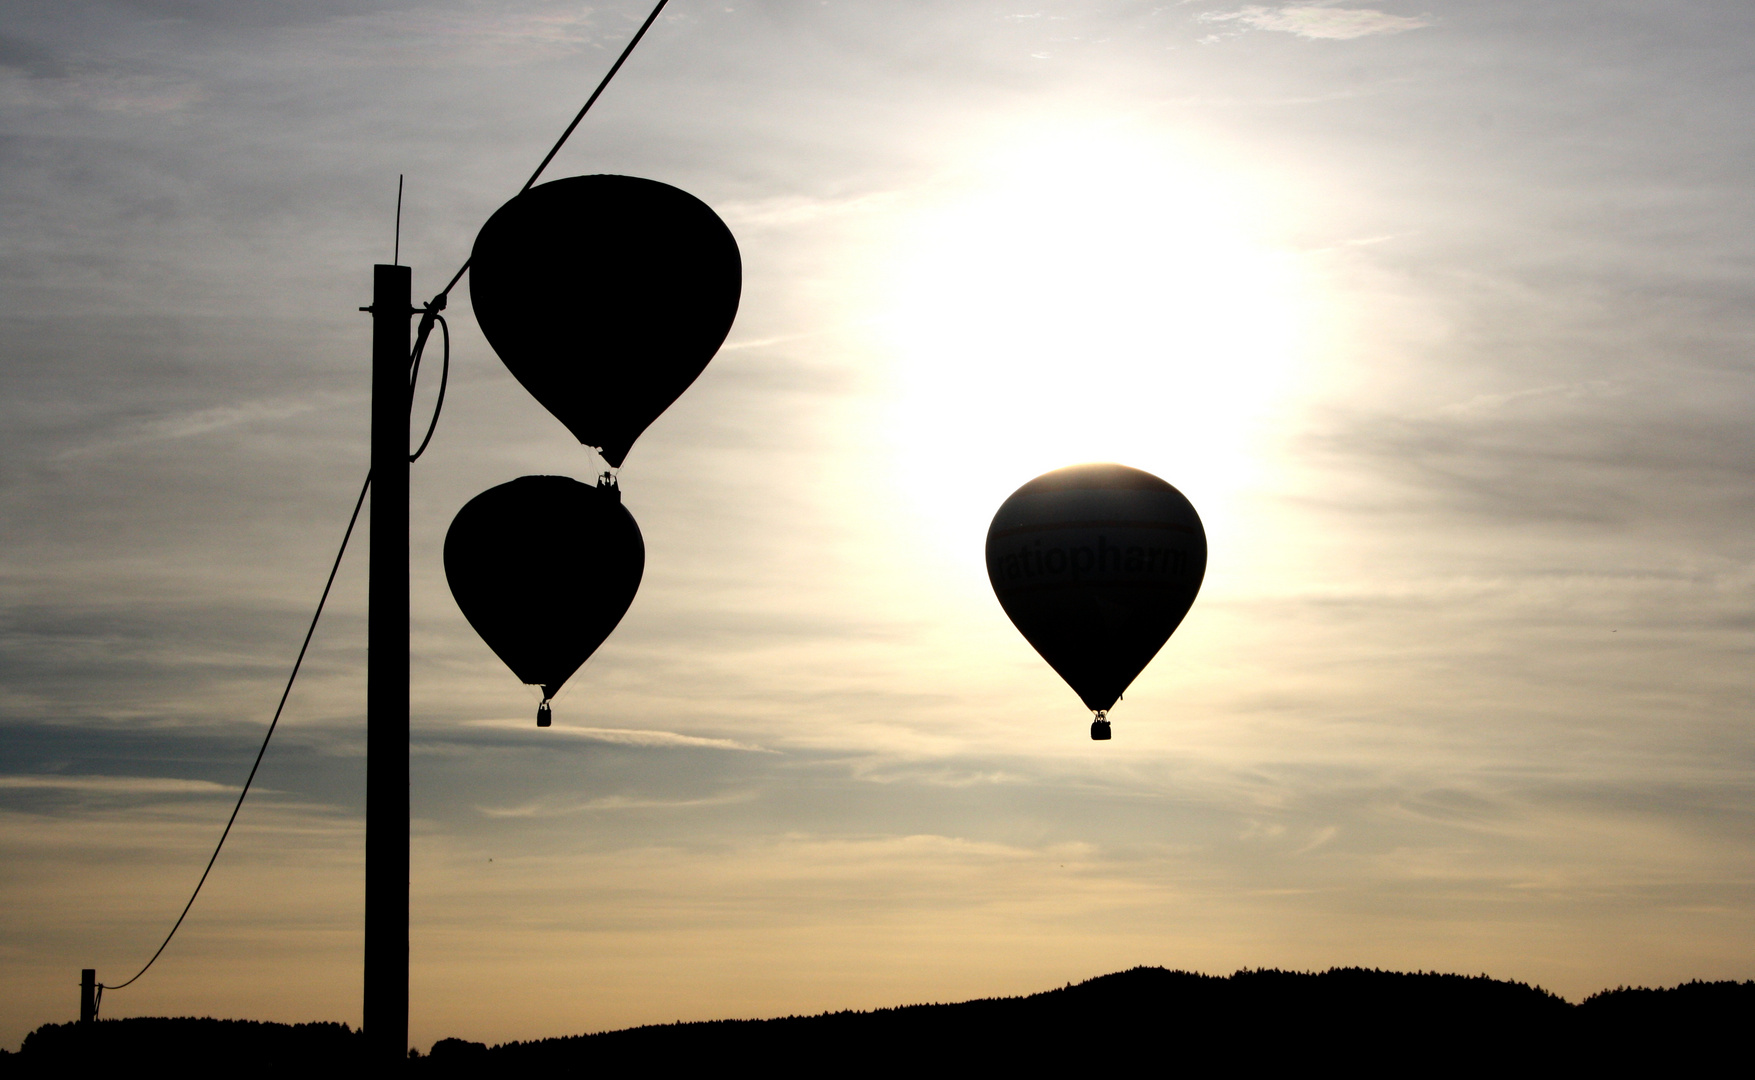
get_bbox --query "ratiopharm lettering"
[989,533,1196,585]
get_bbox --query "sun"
[874,121,1308,571]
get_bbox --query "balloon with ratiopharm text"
[985,463,1206,741]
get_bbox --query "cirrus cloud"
[1202,4,1433,41]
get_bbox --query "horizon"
[3,0,1752,1052]
[18,967,1752,1070]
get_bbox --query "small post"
[365,263,412,1064]
[80,970,97,1023]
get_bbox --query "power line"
[96,0,672,1006]
[432,0,671,300]
[408,312,449,462]
[408,0,671,448]
[99,473,371,998]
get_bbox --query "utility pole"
[80,969,96,1024]
[366,263,411,1063]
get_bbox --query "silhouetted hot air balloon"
[444,475,644,727]
[985,463,1206,741]
[468,174,742,468]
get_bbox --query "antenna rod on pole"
[365,263,411,1063]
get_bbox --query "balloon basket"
[1090,716,1111,741]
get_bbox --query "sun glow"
[876,125,1308,570]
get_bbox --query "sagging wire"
[408,303,449,462]
[96,472,373,1005]
[93,0,671,1008]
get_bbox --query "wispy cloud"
[1433,378,1632,420]
[56,394,353,459]
[717,191,902,229]
[1202,5,1432,41]
[462,720,775,754]
[1292,824,1340,854]
[475,791,758,818]
[0,774,238,795]
[0,62,203,115]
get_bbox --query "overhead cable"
[96,0,672,1005]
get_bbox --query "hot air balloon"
[468,174,742,468]
[985,463,1206,740]
[444,475,644,727]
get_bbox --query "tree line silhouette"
[9,966,1749,1073]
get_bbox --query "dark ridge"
[13,1017,359,1074]
[420,966,1749,1071]
[11,968,1751,1071]
[1579,978,1755,1027]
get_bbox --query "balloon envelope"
[985,463,1206,714]
[469,174,742,467]
[444,475,644,701]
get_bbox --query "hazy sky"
[3,0,1752,1051]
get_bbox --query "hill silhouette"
[10,1017,359,1074]
[10,967,1750,1072]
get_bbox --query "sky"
[2,0,1753,1052]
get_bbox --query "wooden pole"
[366,263,411,1062]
